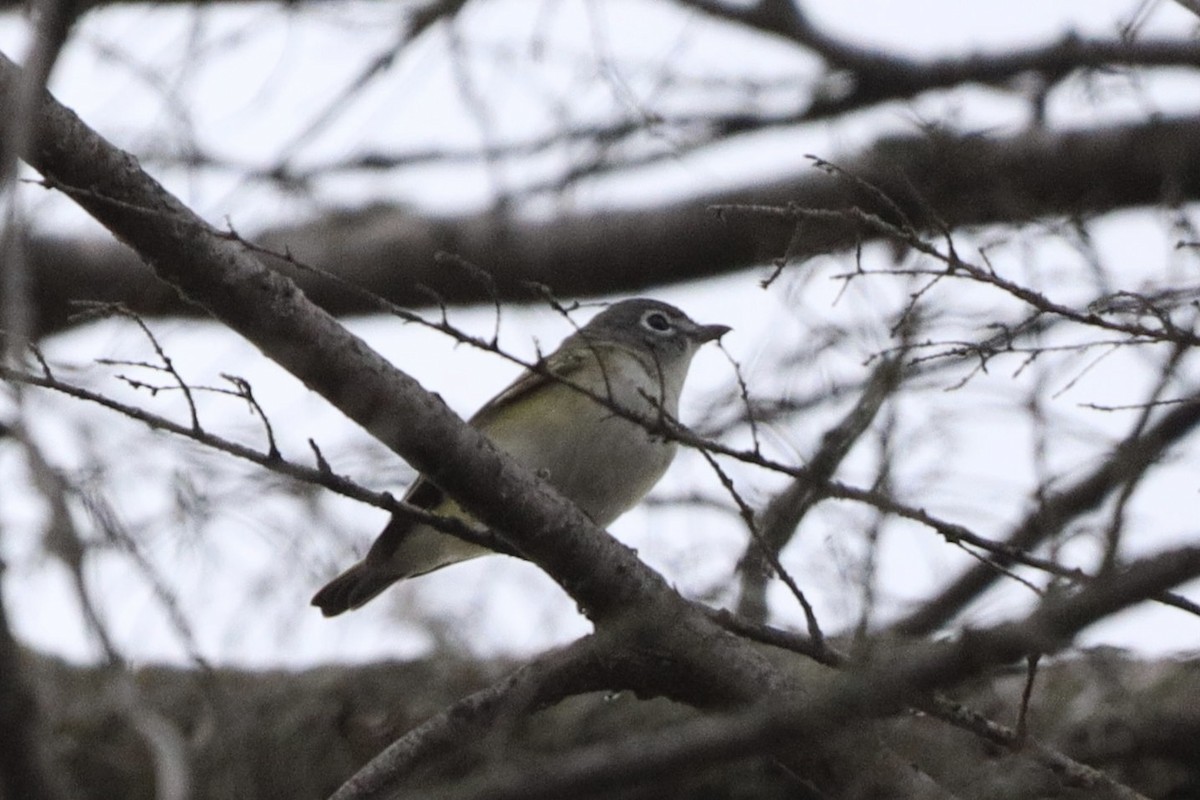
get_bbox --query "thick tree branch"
[12,642,1196,800]
[330,636,615,800]
[13,114,1200,336]
[330,624,794,800]
[406,546,1200,800]
[680,0,1200,118]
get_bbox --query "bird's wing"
[362,476,446,566]
[466,346,591,431]
[362,347,592,567]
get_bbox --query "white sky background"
[2,0,1200,667]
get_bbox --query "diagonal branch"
[13,114,1200,335]
[404,546,1200,800]
[331,635,615,800]
[893,395,1200,636]
[735,355,903,622]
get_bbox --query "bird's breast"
[483,355,680,528]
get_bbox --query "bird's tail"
[313,527,494,616]
[311,562,397,618]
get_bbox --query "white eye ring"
[642,311,672,333]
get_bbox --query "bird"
[312,298,730,617]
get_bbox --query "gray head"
[569,298,730,364]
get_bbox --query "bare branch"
[329,635,614,800]
[403,546,1200,800]
[894,395,1200,635]
[13,114,1200,335]
[736,355,903,622]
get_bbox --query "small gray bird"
[312,298,730,616]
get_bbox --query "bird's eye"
[642,311,672,333]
